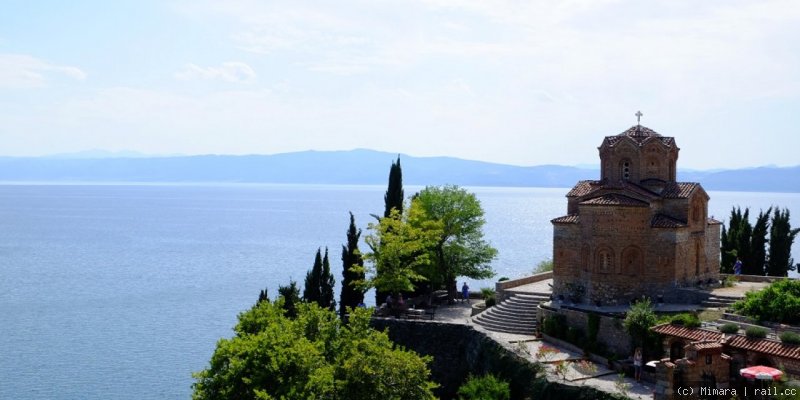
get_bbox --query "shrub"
[485,296,497,307]
[779,331,800,345]
[719,323,740,334]
[625,299,657,347]
[721,275,738,288]
[498,277,510,282]
[457,374,510,400]
[533,259,553,274]
[670,313,701,328]
[745,326,768,339]
[542,314,568,339]
[731,279,800,324]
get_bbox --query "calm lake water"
[0,184,798,399]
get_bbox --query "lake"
[0,184,797,399]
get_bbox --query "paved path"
[710,281,769,297]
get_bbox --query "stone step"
[700,301,732,308]
[474,292,542,334]
[476,311,537,326]
[491,305,539,318]
[473,317,537,335]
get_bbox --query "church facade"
[551,124,721,305]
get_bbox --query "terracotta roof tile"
[567,180,601,197]
[725,335,800,361]
[690,341,723,351]
[602,125,675,147]
[651,324,722,341]
[580,194,649,207]
[662,182,699,198]
[551,214,579,224]
[652,214,687,228]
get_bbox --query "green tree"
[750,207,772,276]
[732,279,800,324]
[409,185,497,300]
[534,259,554,274]
[320,248,335,311]
[192,301,437,400]
[624,298,657,351]
[384,156,404,218]
[257,288,269,305]
[767,207,800,277]
[457,374,510,400]
[278,280,301,318]
[340,212,365,319]
[362,208,441,295]
[303,248,323,304]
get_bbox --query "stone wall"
[371,319,627,400]
[538,304,632,358]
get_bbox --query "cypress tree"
[278,280,301,319]
[257,288,269,305]
[384,156,404,218]
[320,248,336,311]
[303,248,323,304]
[340,212,365,318]
[750,207,772,276]
[737,208,756,275]
[767,208,800,277]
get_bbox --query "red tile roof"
[651,214,687,228]
[651,324,722,341]
[567,180,602,197]
[690,341,723,351]
[725,335,800,361]
[603,125,675,147]
[662,182,700,198]
[551,214,580,224]
[580,194,649,207]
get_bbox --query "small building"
[551,123,721,305]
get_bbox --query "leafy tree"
[340,212,365,319]
[457,374,510,400]
[384,156,404,218]
[624,298,657,351]
[278,280,301,318]
[731,279,800,324]
[750,207,772,276]
[303,248,323,304]
[192,301,437,400]
[409,185,497,300]
[362,208,441,295]
[534,259,553,274]
[767,208,800,277]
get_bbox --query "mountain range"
[0,149,797,193]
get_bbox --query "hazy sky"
[1,1,799,169]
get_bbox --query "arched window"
[595,247,614,273]
[621,160,631,181]
[621,246,641,275]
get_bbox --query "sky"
[1,0,799,169]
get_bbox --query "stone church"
[551,123,721,305]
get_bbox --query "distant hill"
[0,149,797,193]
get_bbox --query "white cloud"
[175,61,256,83]
[0,54,86,88]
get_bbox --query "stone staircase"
[473,292,549,335]
[699,294,740,309]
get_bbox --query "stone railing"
[720,273,797,283]
[495,271,553,301]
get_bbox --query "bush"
[625,299,657,346]
[731,279,800,324]
[534,259,553,274]
[721,275,738,288]
[669,313,701,328]
[457,374,510,400]
[485,296,497,307]
[498,277,510,282]
[779,331,800,345]
[719,323,740,334]
[745,326,768,339]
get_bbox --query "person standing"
[461,282,470,303]
[633,347,643,382]
[733,257,742,275]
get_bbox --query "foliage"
[542,314,568,339]
[721,206,799,276]
[257,288,269,305]
[768,208,800,277]
[481,287,496,308]
[409,185,497,298]
[779,331,800,345]
[277,280,301,318]
[383,156,404,218]
[624,299,658,350]
[721,274,738,287]
[497,276,510,282]
[745,326,768,339]
[719,323,740,334]
[457,374,510,400]
[669,313,701,328]
[573,360,598,377]
[731,279,800,324]
[535,345,559,362]
[553,361,569,381]
[192,302,437,400]
[340,212,365,319]
[614,373,631,397]
[362,208,440,294]
[303,248,335,310]
[534,259,553,274]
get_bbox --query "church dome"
[618,125,661,138]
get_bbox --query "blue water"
[0,184,797,399]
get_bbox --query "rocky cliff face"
[370,319,627,400]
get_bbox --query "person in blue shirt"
[461,282,470,303]
[733,257,742,275]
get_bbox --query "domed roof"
[618,125,661,138]
[602,125,674,147]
